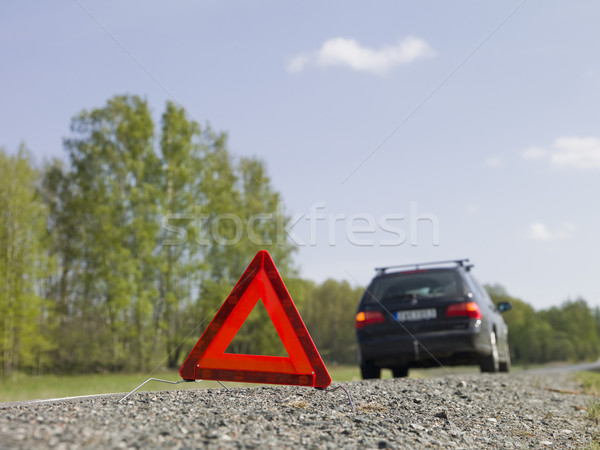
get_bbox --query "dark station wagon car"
[355,260,511,378]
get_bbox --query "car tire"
[392,366,409,378]
[360,361,381,379]
[499,342,511,373]
[479,331,499,373]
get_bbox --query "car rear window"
[364,270,462,304]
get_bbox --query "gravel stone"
[0,372,597,448]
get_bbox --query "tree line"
[1,95,297,375]
[486,284,600,365]
[0,94,598,376]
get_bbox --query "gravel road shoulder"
[0,372,597,449]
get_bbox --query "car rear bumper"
[358,326,487,367]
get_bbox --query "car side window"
[462,273,478,297]
[470,275,494,308]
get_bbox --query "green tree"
[157,101,207,367]
[193,147,298,356]
[43,95,299,371]
[0,146,50,376]
[486,284,600,364]
[540,298,600,362]
[49,95,160,371]
[41,158,87,371]
[300,279,362,364]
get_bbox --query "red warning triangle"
[179,250,331,388]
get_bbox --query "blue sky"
[2,1,599,309]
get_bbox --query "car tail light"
[355,311,385,329]
[446,302,482,319]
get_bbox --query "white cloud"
[287,53,310,73]
[529,222,573,241]
[287,36,435,75]
[521,136,600,169]
[551,137,600,169]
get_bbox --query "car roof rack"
[375,259,471,276]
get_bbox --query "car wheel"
[479,331,499,373]
[392,366,409,378]
[360,361,381,379]
[499,342,511,373]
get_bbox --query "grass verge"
[0,365,366,402]
[575,371,600,425]
[576,371,600,396]
[0,362,532,403]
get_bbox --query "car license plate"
[394,308,437,322]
